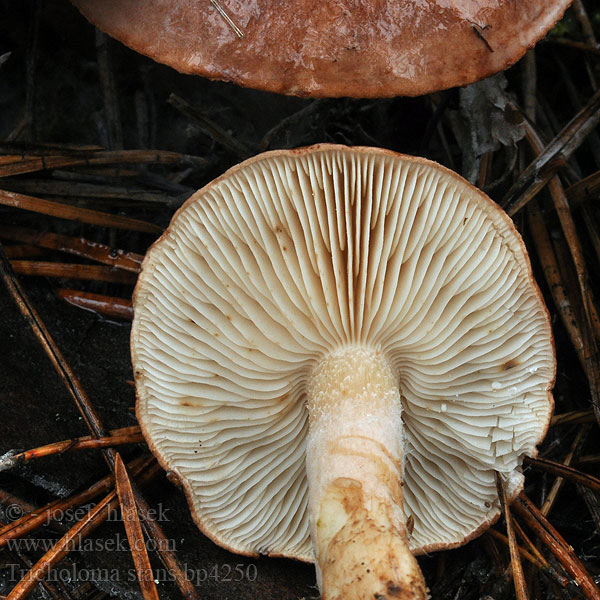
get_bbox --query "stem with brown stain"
[306,347,426,600]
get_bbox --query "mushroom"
[131,145,554,599]
[70,1,571,97]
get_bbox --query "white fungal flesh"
[131,145,554,560]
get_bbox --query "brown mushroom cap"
[71,1,571,97]
[131,145,555,564]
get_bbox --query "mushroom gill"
[131,145,555,600]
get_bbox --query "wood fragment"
[115,454,160,600]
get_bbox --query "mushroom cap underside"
[71,1,571,97]
[131,144,555,561]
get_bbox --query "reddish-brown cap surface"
[71,1,572,98]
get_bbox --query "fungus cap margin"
[131,144,555,561]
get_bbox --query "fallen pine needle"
[115,454,160,600]
[56,289,133,320]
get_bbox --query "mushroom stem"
[306,347,427,600]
